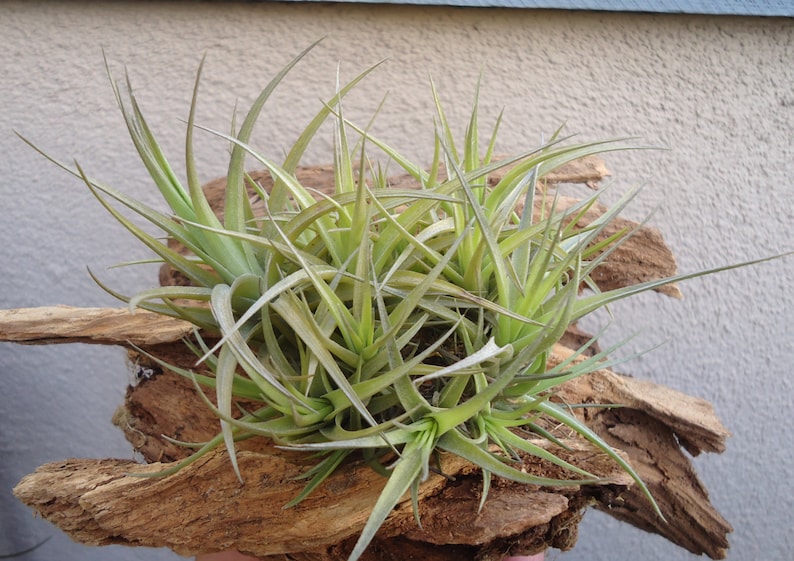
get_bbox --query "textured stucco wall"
[1,2,792,560]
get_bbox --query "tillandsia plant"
[20,42,789,560]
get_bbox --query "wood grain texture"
[10,335,731,559]
[0,306,193,346]
[552,346,733,559]
[6,157,731,559]
[13,432,631,559]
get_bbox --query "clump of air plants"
[22,42,789,561]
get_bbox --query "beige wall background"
[1,2,792,560]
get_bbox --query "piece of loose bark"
[118,339,729,560]
[11,334,732,559]
[1,303,731,558]
[550,345,730,456]
[2,303,732,559]
[587,408,731,560]
[158,340,730,557]
[0,306,193,346]
[551,346,733,559]
[13,432,631,560]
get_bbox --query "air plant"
[21,42,789,561]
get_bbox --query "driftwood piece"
[1,307,732,559]
[119,342,732,559]
[13,433,631,560]
[5,156,725,558]
[550,347,733,559]
[0,306,193,346]
[13,327,635,559]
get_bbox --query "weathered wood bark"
[4,310,732,559]
[0,306,193,346]
[551,347,733,559]
[13,432,631,560]
[5,157,731,559]
[120,341,733,559]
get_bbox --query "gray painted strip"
[282,0,794,17]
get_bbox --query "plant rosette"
[21,41,791,561]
